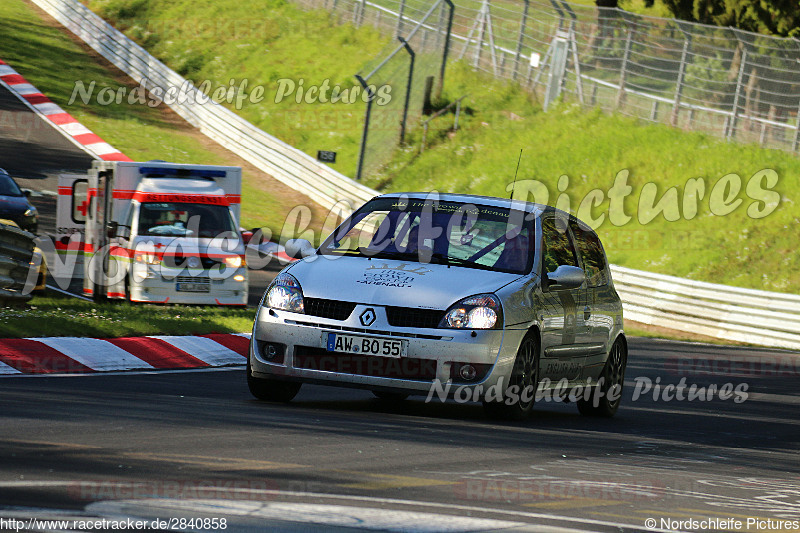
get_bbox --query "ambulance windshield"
[138,202,236,238]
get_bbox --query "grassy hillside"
[85,0,390,178]
[18,0,796,293]
[366,63,800,292]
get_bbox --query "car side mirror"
[22,189,31,198]
[546,265,585,291]
[285,238,315,259]
[106,221,118,238]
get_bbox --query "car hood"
[0,195,31,215]
[130,236,244,256]
[287,256,522,309]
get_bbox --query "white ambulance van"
[57,160,248,305]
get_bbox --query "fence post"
[355,74,374,181]
[437,0,454,99]
[671,33,690,127]
[569,22,584,105]
[473,4,487,68]
[399,37,415,144]
[792,96,800,151]
[358,0,367,26]
[726,43,747,140]
[513,0,530,81]
[396,0,406,38]
[615,25,633,109]
[544,29,570,110]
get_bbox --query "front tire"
[247,359,301,402]
[483,331,540,421]
[577,337,627,418]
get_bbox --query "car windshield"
[0,174,23,197]
[138,202,236,237]
[320,197,536,274]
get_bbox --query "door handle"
[584,306,591,321]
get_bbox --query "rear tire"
[483,331,540,421]
[577,337,627,418]
[247,359,301,403]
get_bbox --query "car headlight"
[24,207,37,217]
[265,272,304,313]
[224,256,245,268]
[134,251,160,265]
[440,294,502,329]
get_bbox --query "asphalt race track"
[2,69,799,533]
[0,82,94,180]
[1,338,799,532]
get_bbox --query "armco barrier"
[29,0,378,213]
[0,223,36,302]
[29,0,800,351]
[611,265,800,351]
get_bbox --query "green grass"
[0,292,253,338]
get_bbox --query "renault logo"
[359,308,376,327]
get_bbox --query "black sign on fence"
[317,150,337,164]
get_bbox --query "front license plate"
[324,333,406,358]
[176,282,210,292]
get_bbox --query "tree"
[660,0,800,37]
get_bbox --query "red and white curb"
[0,333,249,375]
[0,58,131,162]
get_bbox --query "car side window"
[570,220,609,287]
[541,215,578,274]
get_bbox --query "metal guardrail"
[0,223,36,303]
[30,0,378,213]
[611,265,800,350]
[31,0,800,350]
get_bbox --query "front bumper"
[129,265,248,305]
[250,303,525,395]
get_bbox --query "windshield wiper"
[365,249,426,262]
[426,252,476,268]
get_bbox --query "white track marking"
[149,336,245,366]
[32,338,153,371]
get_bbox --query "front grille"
[167,256,221,269]
[304,298,357,321]
[176,276,211,284]
[386,306,444,329]
[294,346,437,381]
[286,321,448,341]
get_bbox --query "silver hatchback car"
[248,193,627,419]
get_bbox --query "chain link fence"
[296,0,454,178]
[451,0,800,152]
[297,0,800,157]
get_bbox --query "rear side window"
[570,220,609,287]
[541,215,578,273]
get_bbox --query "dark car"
[0,169,38,233]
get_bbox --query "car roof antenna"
[509,149,523,200]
